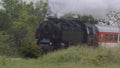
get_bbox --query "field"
[1,46,120,68]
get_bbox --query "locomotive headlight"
[49,42,52,45]
[61,43,65,46]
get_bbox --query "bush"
[19,26,42,58]
[20,45,41,58]
[0,31,19,57]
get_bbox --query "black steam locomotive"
[35,17,98,53]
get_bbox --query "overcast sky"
[25,0,120,18]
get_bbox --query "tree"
[78,15,98,24]
[61,13,76,20]
[0,0,48,57]
[106,11,120,27]
[1,0,24,21]
[34,0,48,23]
[61,13,98,24]
[0,10,12,31]
[25,2,34,15]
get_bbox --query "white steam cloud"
[48,0,120,19]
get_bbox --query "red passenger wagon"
[96,25,120,47]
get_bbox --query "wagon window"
[110,34,113,42]
[105,34,108,42]
[114,35,118,42]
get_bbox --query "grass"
[1,46,120,68]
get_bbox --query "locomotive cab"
[85,23,98,47]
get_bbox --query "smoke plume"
[48,0,120,19]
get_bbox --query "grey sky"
[48,0,120,19]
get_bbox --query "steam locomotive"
[34,17,98,52]
[35,17,120,53]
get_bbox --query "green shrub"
[20,45,41,58]
[0,31,19,57]
[19,27,42,58]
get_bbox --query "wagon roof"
[95,25,120,32]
